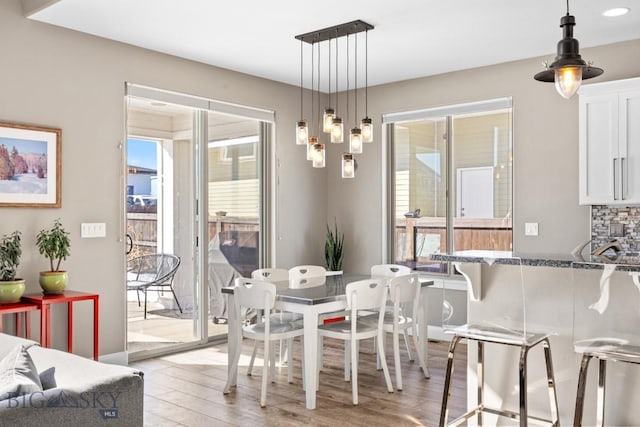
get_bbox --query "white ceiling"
[27,0,640,91]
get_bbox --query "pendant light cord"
[346,33,350,124]
[365,29,369,118]
[335,29,339,116]
[328,37,331,109]
[354,31,358,125]
[566,0,570,15]
[317,41,321,134]
[299,39,303,120]
[311,41,315,133]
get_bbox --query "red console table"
[22,291,99,360]
[0,301,39,339]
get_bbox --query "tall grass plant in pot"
[0,231,25,304]
[325,221,344,272]
[36,219,70,294]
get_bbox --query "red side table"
[22,290,99,360]
[0,301,39,339]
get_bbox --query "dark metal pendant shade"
[534,14,603,83]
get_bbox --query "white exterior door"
[456,167,494,218]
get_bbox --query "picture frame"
[0,121,61,208]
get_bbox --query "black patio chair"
[127,253,182,319]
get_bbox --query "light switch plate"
[525,222,539,236]
[81,223,106,238]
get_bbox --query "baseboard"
[99,351,128,366]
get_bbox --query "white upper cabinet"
[579,77,640,205]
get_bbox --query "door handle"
[613,158,618,200]
[621,157,626,200]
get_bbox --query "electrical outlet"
[525,222,539,236]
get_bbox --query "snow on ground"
[0,173,47,194]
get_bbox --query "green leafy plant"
[36,219,70,272]
[325,220,344,271]
[0,231,22,281]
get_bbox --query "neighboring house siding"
[208,178,259,218]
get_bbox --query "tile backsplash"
[592,205,640,253]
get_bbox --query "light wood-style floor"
[131,337,467,426]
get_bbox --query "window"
[384,98,513,274]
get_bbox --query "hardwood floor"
[131,337,467,426]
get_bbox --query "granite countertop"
[430,250,640,271]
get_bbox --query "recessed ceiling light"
[603,7,630,17]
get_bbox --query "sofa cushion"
[0,345,42,400]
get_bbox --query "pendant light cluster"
[295,20,374,178]
[534,0,604,99]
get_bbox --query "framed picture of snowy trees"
[0,121,61,207]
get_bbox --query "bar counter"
[429,250,640,426]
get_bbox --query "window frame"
[383,97,513,275]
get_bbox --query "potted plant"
[0,230,25,304]
[324,220,344,272]
[36,219,70,294]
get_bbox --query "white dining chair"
[234,277,304,407]
[249,268,297,378]
[317,278,394,405]
[380,273,427,390]
[370,263,414,366]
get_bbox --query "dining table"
[222,273,433,409]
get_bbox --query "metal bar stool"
[439,258,560,427]
[572,262,640,426]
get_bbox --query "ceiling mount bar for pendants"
[295,20,374,44]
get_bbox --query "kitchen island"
[430,250,640,426]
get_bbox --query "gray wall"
[0,0,327,357]
[3,0,640,357]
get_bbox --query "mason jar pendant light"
[296,39,308,145]
[349,32,363,154]
[307,136,318,161]
[342,153,355,178]
[295,20,374,175]
[312,142,326,168]
[323,37,335,134]
[331,30,343,143]
[361,29,373,143]
[534,0,604,99]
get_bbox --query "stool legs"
[477,341,484,427]
[597,358,606,427]
[440,336,559,427]
[574,354,607,427]
[519,344,528,427]
[542,338,560,426]
[439,335,462,427]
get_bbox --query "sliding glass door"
[125,84,273,358]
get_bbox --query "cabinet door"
[619,89,640,204]
[579,93,618,204]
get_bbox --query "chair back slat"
[389,273,421,304]
[235,278,276,311]
[288,265,326,288]
[251,268,289,283]
[345,278,387,312]
[371,264,411,278]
